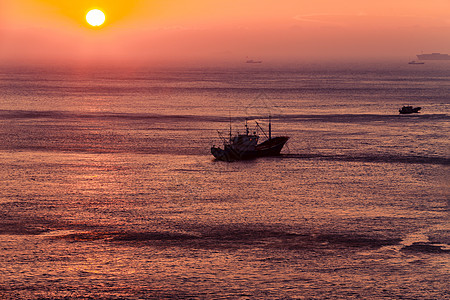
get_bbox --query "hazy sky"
[1,0,449,65]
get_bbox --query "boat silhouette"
[211,117,289,161]
[408,60,424,65]
[416,53,450,60]
[399,106,421,114]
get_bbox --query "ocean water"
[0,62,449,299]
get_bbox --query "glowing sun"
[86,9,106,27]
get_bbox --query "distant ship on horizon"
[246,59,263,64]
[416,53,450,60]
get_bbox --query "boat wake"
[280,153,449,165]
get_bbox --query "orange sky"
[1,0,449,65]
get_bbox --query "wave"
[0,109,227,122]
[1,109,448,123]
[1,110,448,164]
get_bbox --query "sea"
[0,61,449,299]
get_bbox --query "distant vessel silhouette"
[416,53,450,60]
[245,59,262,64]
[408,60,424,65]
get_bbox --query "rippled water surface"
[0,63,449,299]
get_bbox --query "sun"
[86,9,106,27]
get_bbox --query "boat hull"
[211,136,289,162]
[211,146,241,162]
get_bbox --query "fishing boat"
[399,106,421,114]
[211,117,289,161]
[408,60,424,65]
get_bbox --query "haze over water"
[2,0,450,64]
[0,62,449,299]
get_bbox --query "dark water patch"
[54,227,401,252]
[54,231,199,243]
[201,229,400,251]
[274,233,401,251]
[401,243,450,254]
[0,216,52,235]
[203,228,402,251]
[111,231,199,242]
[0,222,50,236]
[281,153,450,165]
[0,109,228,123]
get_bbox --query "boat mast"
[229,112,232,142]
[268,115,272,140]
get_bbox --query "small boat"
[211,117,289,161]
[399,106,421,114]
[408,60,424,65]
